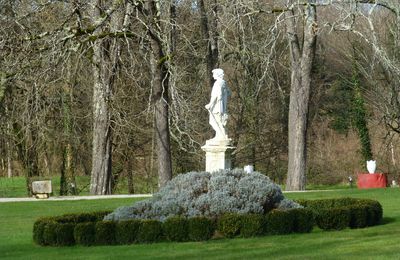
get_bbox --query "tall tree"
[89,1,124,195]
[199,0,220,88]
[285,0,317,191]
[146,0,174,187]
[60,57,78,196]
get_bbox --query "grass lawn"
[1,188,400,259]
[0,176,156,198]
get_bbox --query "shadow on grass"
[380,217,396,225]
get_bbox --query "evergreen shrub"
[163,216,189,242]
[349,205,368,228]
[265,210,295,235]
[95,221,116,245]
[365,201,383,226]
[74,222,96,246]
[55,223,75,246]
[297,197,383,230]
[33,218,50,245]
[240,214,265,237]
[217,213,242,238]
[291,208,314,233]
[43,221,58,245]
[137,220,163,243]
[315,207,350,230]
[115,220,141,244]
[187,216,215,241]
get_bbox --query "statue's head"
[212,68,224,80]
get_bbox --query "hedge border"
[33,198,383,246]
[297,197,383,230]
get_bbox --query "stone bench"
[32,180,52,199]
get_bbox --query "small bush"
[291,208,314,233]
[95,221,116,245]
[188,217,215,241]
[74,222,96,246]
[137,220,163,243]
[240,214,265,237]
[265,210,295,235]
[116,220,141,244]
[217,213,242,238]
[316,207,350,230]
[365,201,383,226]
[163,216,189,242]
[43,221,58,246]
[55,223,75,246]
[33,218,50,245]
[349,205,368,229]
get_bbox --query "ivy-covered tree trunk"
[352,65,373,162]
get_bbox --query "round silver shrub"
[104,169,301,221]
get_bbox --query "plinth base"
[357,173,387,189]
[202,138,235,173]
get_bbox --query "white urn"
[366,160,376,174]
[244,165,254,173]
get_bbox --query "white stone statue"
[205,68,231,141]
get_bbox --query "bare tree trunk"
[7,152,12,178]
[60,77,76,195]
[126,155,134,194]
[285,1,317,191]
[148,0,173,188]
[16,125,39,195]
[199,0,219,88]
[90,34,113,195]
[149,43,173,188]
[6,104,12,178]
[60,55,81,195]
[89,1,123,195]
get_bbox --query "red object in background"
[357,173,387,189]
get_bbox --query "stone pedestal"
[201,138,235,173]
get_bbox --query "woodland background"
[1,0,400,195]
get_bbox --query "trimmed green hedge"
[55,223,75,246]
[33,211,111,246]
[33,218,50,245]
[137,220,163,243]
[115,220,141,244]
[95,221,116,245]
[217,213,242,238]
[315,207,350,230]
[240,214,265,237]
[33,198,383,246]
[297,197,383,231]
[187,216,215,241]
[74,222,95,246]
[265,210,295,235]
[291,208,314,233]
[163,216,189,242]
